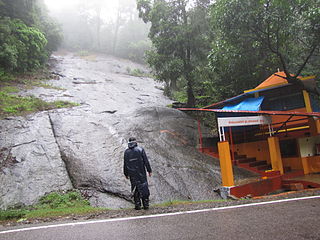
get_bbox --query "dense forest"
[0,0,319,107]
[0,0,61,73]
[137,0,320,107]
[47,0,151,63]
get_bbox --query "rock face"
[48,106,223,208]
[0,54,254,209]
[0,113,73,209]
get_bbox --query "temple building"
[180,72,320,197]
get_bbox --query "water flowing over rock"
[0,53,254,209]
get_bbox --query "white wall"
[298,135,320,157]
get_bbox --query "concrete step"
[284,166,292,173]
[257,164,272,171]
[236,157,256,164]
[234,154,247,159]
[249,160,267,167]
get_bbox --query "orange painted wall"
[234,140,270,163]
[302,156,320,174]
[309,118,320,136]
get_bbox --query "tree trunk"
[185,47,195,107]
[96,6,101,50]
[170,79,178,91]
[112,10,121,55]
[186,76,195,107]
[182,0,195,108]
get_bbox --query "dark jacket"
[124,142,152,186]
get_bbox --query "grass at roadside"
[0,191,106,223]
[0,195,229,224]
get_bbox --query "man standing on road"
[124,137,152,210]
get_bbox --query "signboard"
[218,116,271,128]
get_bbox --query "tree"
[210,0,320,92]
[0,0,62,54]
[116,10,151,62]
[137,0,212,107]
[0,0,62,75]
[74,0,103,51]
[112,0,137,54]
[52,0,148,59]
[0,18,48,73]
[0,0,36,25]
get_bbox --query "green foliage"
[0,17,48,73]
[0,191,104,222]
[40,17,63,54]
[53,101,79,109]
[25,206,103,219]
[0,91,79,118]
[114,13,152,63]
[126,67,151,77]
[0,0,62,76]
[1,86,18,93]
[126,40,151,63]
[77,50,90,57]
[0,69,14,82]
[0,209,26,221]
[139,0,320,107]
[0,93,44,114]
[173,90,187,103]
[137,0,213,107]
[37,191,89,209]
[0,0,62,53]
[53,0,149,62]
[209,0,320,100]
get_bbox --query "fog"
[44,0,151,63]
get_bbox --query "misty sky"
[44,0,79,10]
[44,0,120,20]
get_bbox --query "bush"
[0,69,14,82]
[173,90,187,103]
[37,191,89,209]
[0,17,48,73]
[0,191,97,221]
[0,210,26,220]
[127,40,151,63]
[127,67,148,77]
[77,50,90,57]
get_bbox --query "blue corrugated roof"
[204,83,290,109]
[222,96,265,111]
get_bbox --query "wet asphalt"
[1,196,319,240]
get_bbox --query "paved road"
[1,196,319,240]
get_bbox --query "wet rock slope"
[0,53,252,209]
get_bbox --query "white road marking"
[1,195,319,235]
